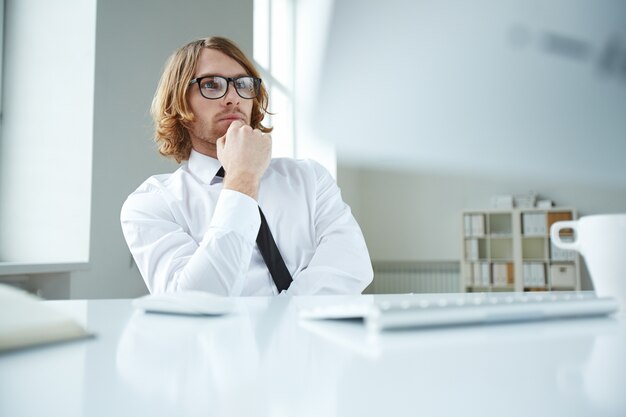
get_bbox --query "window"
[253,0,337,176]
[254,0,295,158]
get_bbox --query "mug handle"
[550,221,579,251]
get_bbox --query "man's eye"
[237,77,257,89]
[201,81,218,90]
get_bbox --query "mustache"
[215,109,246,119]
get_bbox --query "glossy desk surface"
[1,294,625,417]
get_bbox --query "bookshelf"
[461,208,581,292]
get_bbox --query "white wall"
[69,0,253,298]
[319,0,626,189]
[0,0,96,263]
[337,164,626,263]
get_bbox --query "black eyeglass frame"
[188,75,262,100]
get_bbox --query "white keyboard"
[299,292,619,331]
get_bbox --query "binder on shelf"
[493,263,505,286]
[523,262,546,287]
[522,212,547,236]
[473,263,481,285]
[550,242,577,261]
[522,263,530,286]
[481,262,490,286]
[464,215,472,237]
[465,239,479,261]
[472,214,485,237]
[471,262,491,286]
[464,214,486,238]
[532,262,546,287]
[492,262,514,286]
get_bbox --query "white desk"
[1,294,625,417]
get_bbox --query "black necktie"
[215,167,293,291]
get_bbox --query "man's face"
[187,48,254,157]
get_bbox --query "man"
[120,36,372,296]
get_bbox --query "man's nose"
[223,81,240,105]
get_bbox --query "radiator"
[365,261,461,294]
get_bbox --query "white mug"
[551,214,626,309]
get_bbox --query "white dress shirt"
[120,150,373,296]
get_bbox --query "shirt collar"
[187,149,223,184]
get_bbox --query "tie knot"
[215,167,225,178]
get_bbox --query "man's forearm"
[224,175,261,200]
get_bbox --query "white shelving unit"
[461,208,581,293]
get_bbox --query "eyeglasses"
[189,75,262,100]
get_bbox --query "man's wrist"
[223,175,261,200]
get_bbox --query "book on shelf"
[0,284,92,353]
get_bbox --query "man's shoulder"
[268,157,329,176]
[128,165,188,196]
[121,166,191,219]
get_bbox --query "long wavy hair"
[151,36,272,163]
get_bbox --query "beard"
[191,120,227,144]
[188,109,251,157]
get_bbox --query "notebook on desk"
[299,291,619,332]
[0,284,92,353]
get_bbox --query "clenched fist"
[216,120,272,200]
